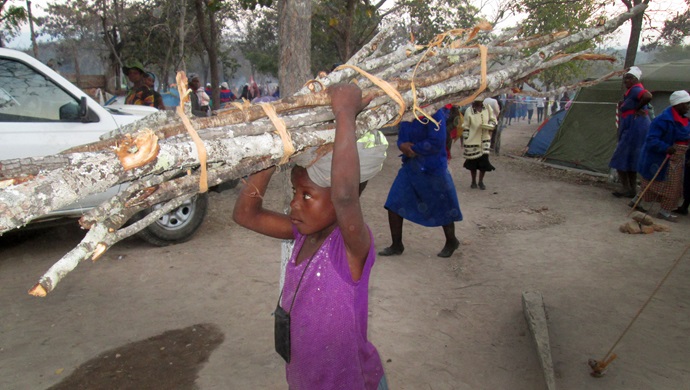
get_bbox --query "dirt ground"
[1,118,689,390]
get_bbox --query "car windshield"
[0,58,79,122]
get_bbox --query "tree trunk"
[622,0,649,68]
[207,5,221,109]
[342,0,357,62]
[27,0,39,58]
[194,0,221,109]
[178,0,187,71]
[73,44,81,87]
[278,0,312,97]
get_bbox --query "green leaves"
[510,0,603,89]
[0,3,28,44]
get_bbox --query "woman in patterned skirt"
[633,91,690,221]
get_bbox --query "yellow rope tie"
[408,22,493,129]
[334,64,406,126]
[231,99,252,122]
[259,102,294,165]
[409,57,437,129]
[455,44,488,107]
[409,37,446,129]
[176,71,208,193]
[304,79,326,93]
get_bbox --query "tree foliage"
[0,0,28,46]
[310,0,387,73]
[397,0,479,43]
[39,0,236,92]
[39,0,105,55]
[510,0,602,89]
[658,0,690,46]
[235,0,481,78]
[40,0,143,90]
[235,5,278,76]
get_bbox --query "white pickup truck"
[0,48,210,246]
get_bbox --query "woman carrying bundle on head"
[233,84,388,389]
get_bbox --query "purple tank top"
[281,225,383,389]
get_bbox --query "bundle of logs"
[0,4,646,296]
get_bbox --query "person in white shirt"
[483,96,501,149]
[526,96,536,124]
[536,97,545,122]
[462,97,497,190]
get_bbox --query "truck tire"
[135,193,209,246]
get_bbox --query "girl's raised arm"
[233,166,294,240]
[329,84,372,281]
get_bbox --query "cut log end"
[28,283,47,297]
[115,130,160,171]
[92,242,107,262]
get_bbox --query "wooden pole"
[626,155,670,217]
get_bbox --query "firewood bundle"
[0,4,646,296]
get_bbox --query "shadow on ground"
[48,323,224,390]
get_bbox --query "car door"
[0,54,123,213]
[0,56,120,160]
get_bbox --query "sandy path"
[1,119,689,389]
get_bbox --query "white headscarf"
[670,90,690,106]
[626,66,642,80]
[293,131,388,188]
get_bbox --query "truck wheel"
[135,193,209,246]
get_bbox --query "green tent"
[541,59,690,173]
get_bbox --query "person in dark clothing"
[187,73,210,117]
[123,59,155,107]
[144,72,166,110]
[559,92,570,110]
[240,84,251,101]
[609,66,652,199]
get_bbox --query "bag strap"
[277,249,317,314]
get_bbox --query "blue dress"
[609,84,651,171]
[384,108,463,227]
[637,106,690,181]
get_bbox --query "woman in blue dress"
[379,106,463,258]
[609,66,652,198]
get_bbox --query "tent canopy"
[541,59,690,173]
[525,109,567,157]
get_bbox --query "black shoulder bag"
[274,255,315,363]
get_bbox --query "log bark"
[0,3,647,296]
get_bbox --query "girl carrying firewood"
[233,84,388,389]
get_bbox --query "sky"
[5,0,689,50]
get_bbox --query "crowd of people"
[500,93,569,126]
[122,59,277,116]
